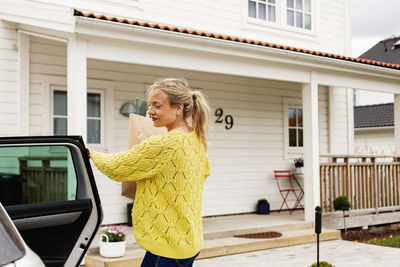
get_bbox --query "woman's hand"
[86,147,92,159]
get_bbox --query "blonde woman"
[88,78,211,267]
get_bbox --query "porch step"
[84,225,340,267]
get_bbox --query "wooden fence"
[19,156,68,204]
[320,155,400,213]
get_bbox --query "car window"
[0,145,77,206]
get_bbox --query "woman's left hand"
[86,147,92,159]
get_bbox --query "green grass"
[368,235,400,248]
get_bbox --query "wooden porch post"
[394,94,400,154]
[67,34,87,141]
[302,71,320,222]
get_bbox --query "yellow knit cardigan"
[90,130,210,259]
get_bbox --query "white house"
[2,0,400,225]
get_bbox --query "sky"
[350,0,400,57]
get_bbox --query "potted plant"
[333,196,351,232]
[294,158,304,173]
[256,199,270,214]
[99,225,128,258]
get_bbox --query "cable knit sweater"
[90,130,210,259]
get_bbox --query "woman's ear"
[176,104,184,116]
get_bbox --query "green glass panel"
[0,145,77,205]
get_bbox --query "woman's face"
[148,89,181,131]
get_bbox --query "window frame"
[283,98,303,159]
[86,89,105,147]
[286,0,312,30]
[50,87,105,147]
[247,0,278,24]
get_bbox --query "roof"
[73,10,400,71]
[360,37,400,65]
[354,103,393,129]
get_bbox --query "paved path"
[195,240,400,267]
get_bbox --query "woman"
[88,78,211,267]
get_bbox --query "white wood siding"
[330,87,350,153]
[319,0,349,54]
[319,86,329,154]
[355,128,395,154]
[90,0,348,55]
[0,21,18,136]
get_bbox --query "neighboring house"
[353,37,400,106]
[353,37,400,154]
[2,0,400,225]
[354,103,394,154]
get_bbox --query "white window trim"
[243,0,317,38]
[50,86,105,148]
[87,88,105,148]
[283,98,303,159]
[50,86,68,137]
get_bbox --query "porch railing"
[319,155,400,213]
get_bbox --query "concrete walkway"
[195,239,400,267]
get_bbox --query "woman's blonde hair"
[148,78,211,149]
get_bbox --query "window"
[288,107,303,148]
[248,0,276,22]
[0,145,77,205]
[87,93,101,144]
[287,0,311,30]
[52,90,103,145]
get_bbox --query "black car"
[0,136,103,266]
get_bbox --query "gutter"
[355,126,394,131]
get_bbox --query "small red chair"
[273,170,303,214]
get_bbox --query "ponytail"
[191,91,211,150]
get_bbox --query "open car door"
[0,136,102,267]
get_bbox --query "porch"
[84,211,340,266]
[320,154,400,229]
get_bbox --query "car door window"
[0,145,77,206]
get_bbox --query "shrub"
[369,226,385,235]
[309,261,335,267]
[333,196,350,232]
[333,196,350,211]
[258,199,269,204]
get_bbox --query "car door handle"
[13,211,82,231]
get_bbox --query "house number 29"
[215,108,234,130]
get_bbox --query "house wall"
[354,89,394,106]
[82,0,350,55]
[2,0,350,55]
[355,128,395,154]
[330,87,351,154]
[22,36,345,223]
[0,21,18,136]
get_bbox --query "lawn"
[368,235,400,248]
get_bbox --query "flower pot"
[296,167,304,174]
[99,234,126,258]
[257,203,270,214]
